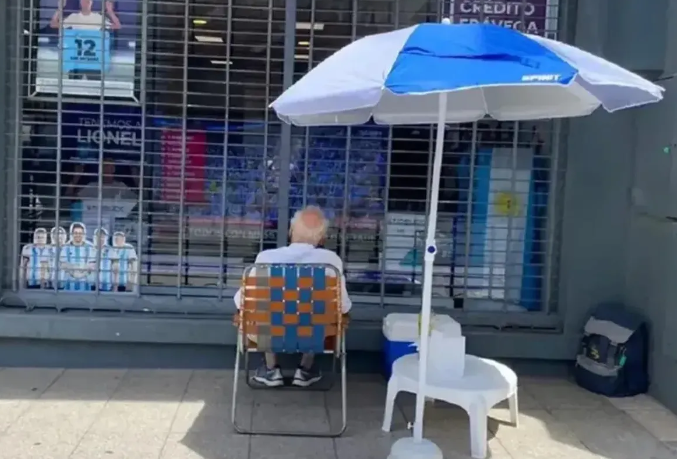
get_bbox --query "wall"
[622,0,677,414]
[559,0,636,339]
[561,0,677,412]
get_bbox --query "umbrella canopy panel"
[272,24,663,126]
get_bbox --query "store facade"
[1,0,676,413]
[0,0,564,327]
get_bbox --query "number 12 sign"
[62,29,112,73]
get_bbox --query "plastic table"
[382,354,519,459]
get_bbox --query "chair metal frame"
[231,263,348,437]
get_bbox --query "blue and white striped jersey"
[21,244,52,287]
[60,242,96,291]
[96,246,114,291]
[113,244,138,289]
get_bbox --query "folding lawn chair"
[231,263,348,437]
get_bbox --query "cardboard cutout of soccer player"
[93,227,114,291]
[20,228,52,289]
[111,231,137,292]
[60,222,96,291]
[50,226,68,289]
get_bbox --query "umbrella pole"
[413,91,448,442]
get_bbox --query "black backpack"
[574,303,649,397]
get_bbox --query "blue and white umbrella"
[272,23,663,125]
[271,22,664,449]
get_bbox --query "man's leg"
[265,352,278,369]
[249,337,283,387]
[293,353,322,387]
[299,353,314,369]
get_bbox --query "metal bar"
[301,0,315,208]
[501,122,520,311]
[340,0,357,263]
[135,0,149,297]
[461,123,478,298]
[52,0,66,293]
[486,126,496,298]
[0,0,8,288]
[259,0,274,252]
[461,0,485,301]
[543,120,561,313]
[542,0,564,313]
[380,0,399,307]
[276,0,297,246]
[176,0,190,298]
[545,0,560,38]
[93,0,107,295]
[218,0,233,300]
[27,0,35,98]
[10,0,23,291]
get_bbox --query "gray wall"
[560,0,677,412]
[624,0,677,413]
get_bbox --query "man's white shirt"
[233,243,352,313]
[78,182,136,201]
[63,12,111,30]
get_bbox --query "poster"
[160,128,207,203]
[452,148,533,306]
[155,120,281,221]
[451,0,548,34]
[19,223,138,293]
[61,104,142,164]
[33,0,141,99]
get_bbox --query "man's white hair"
[290,205,328,245]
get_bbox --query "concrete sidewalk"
[0,367,676,458]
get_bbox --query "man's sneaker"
[292,366,322,387]
[252,365,284,387]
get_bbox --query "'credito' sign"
[452,0,548,35]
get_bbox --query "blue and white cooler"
[382,313,465,380]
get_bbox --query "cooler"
[382,313,463,380]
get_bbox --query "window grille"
[3,0,566,321]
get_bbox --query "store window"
[11,0,562,316]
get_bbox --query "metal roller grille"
[3,0,567,320]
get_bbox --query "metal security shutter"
[4,0,567,326]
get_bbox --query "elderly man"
[234,205,351,388]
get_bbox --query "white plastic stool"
[382,354,519,459]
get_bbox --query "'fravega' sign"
[452,0,548,35]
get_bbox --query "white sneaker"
[252,365,284,387]
[292,366,322,387]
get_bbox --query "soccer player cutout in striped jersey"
[61,222,96,291]
[20,228,51,289]
[93,228,113,292]
[111,231,137,292]
[50,226,67,290]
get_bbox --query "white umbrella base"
[387,437,444,459]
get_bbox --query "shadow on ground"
[0,362,675,458]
